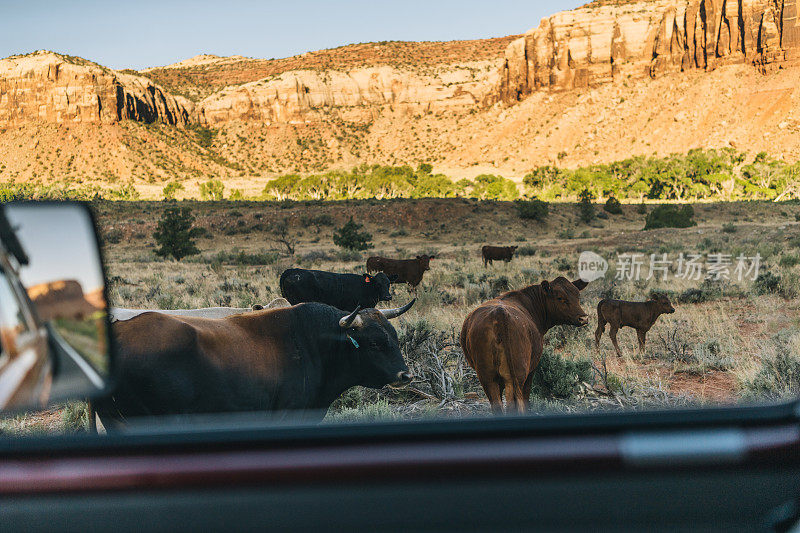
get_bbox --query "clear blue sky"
[1,1,584,70]
[7,205,105,294]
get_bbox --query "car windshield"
[1,0,799,437]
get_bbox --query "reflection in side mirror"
[0,202,111,413]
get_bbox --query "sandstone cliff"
[499,0,800,102]
[0,51,192,128]
[197,63,499,126]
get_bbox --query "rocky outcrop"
[499,0,800,102]
[197,64,498,125]
[0,51,192,127]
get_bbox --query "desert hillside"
[2,0,800,198]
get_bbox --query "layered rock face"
[0,51,192,127]
[499,0,800,102]
[197,64,498,125]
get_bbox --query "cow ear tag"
[347,334,360,348]
[365,276,371,283]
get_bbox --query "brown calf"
[595,293,675,356]
[461,277,589,414]
[481,245,518,267]
[366,255,434,287]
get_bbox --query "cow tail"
[492,308,523,400]
[596,301,606,328]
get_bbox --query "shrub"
[325,399,400,423]
[153,206,202,261]
[516,245,536,256]
[722,222,737,233]
[104,228,123,245]
[643,204,696,230]
[677,279,724,303]
[603,196,623,214]
[742,332,800,400]
[162,181,184,201]
[779,254,800,268]
[637,202,647,214]
[578,189,595,223]
[108,182,140,201]
[753,272,781,295]
[333,217,372,251]
[530,347,594,399]
[199,179,225,201]
[515,198,549,222]
[417,163,433,174]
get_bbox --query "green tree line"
[4,149,800,202]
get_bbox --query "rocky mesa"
[197,64,499,126]
[500,0,800,102]
[0,51,192,128]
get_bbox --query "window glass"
[2,0,799,437]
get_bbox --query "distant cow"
[482,245,518,267]
[461,277,589,414]
[279,268,394,311]
[94,299,416,426]
[595,293,675,356]
[366,255,434,287]
[108,299,290,322]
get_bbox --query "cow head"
[649,291,675,314]
[363,272,393,302]
[415,255,434,271]
[541,277,589,327]
[510,246,518,253]
[338,299,416,388]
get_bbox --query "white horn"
[379,298,416,320]
[339,305,363,329]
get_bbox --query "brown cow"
[366,255,434,287]
[595,293,675,356]
[461,277,589,414]
[482,245,518,267]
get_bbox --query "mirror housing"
[0,202,112,413]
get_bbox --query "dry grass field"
[5,197,800,433]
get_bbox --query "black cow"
[94,299,416,426]
[280,268,394,311]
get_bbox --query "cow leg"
[479,376,504,415]
[636,329,647,354]
[609,326,623,357]
[521,373,534,412]
[503,380,518,414]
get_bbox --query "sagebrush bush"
[753,272,781,295]
[530,347,594,399]
[604,196,623,214]
[515,198,549,222]
[742,332,800,400]
[516,245,536,256]
[644,204,696,230]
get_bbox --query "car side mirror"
[0,202,112,413]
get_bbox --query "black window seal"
[0,398,797,457]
